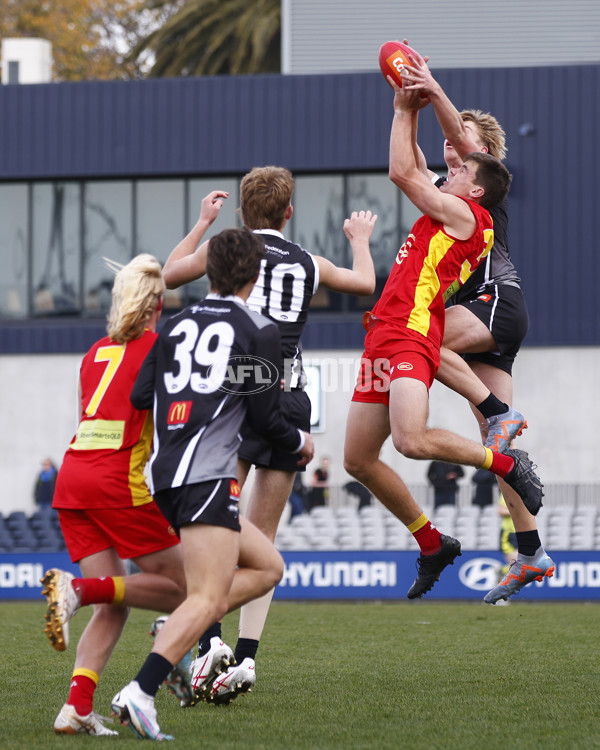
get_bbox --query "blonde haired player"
[42,255,190,735]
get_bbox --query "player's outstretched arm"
[316,210,378,295]
[162,190,229,289]
[388,80,475,238]
[400,46,481,161]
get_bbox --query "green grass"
[0,600,599,749]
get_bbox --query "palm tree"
[132,0,281,77]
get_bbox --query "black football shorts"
[154,478,242,535]
[461,283,529,375]
[238,388,311,472]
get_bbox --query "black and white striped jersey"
[247,230,319,389]
[131,295,302,493]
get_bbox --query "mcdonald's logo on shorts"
[167,401,192,426]
[229,480,241,498]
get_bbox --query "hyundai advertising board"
[1,551,600,601]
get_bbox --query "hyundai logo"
[458,558,503,591]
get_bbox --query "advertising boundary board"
[1,551,600,602]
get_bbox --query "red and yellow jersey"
[53,330,157,509]
[372,200,494,350]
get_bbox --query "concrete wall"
[2,346,598,516]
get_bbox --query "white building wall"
[1,38,53,84]
[1,346,599,515]
[282,0,600,74]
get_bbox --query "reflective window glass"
[32,183,81,315]
[83,182,133,316]
[0,184,28,318]
[346,173,398,311]
[293,175,345,310]
[181,178,240,305]
[136,180,185,262]
[136,180,185,312]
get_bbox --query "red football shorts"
[352,322,440,406]
[58,502,180,563]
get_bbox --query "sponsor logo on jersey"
[395,233,414,265]
[167,401,192,426]
[217,355,279,394]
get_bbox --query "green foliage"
[132,0,281,77]
[0,0,157,81]
[0,0,281,81]
[1,600,599,749]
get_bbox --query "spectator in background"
[308,456,331,510]
[343,480,373,510]
[471,468,497,508]
[288,474,306,519]
[427,461,464,509]
[34,458,58,513]
[498,494,518,572]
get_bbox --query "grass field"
[0,599,599,749]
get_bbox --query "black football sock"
[476,394,509,419]
[234,638,259,663]
[198,621,222,656]
[516,530,541,557]
[135,652,173,698]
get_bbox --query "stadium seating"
[0,509,66,553]
[273,491,600,552]
[1,495,599,554]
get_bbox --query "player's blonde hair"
[460,110,507,161]
[106,254,164,344]
[240,165,294,230]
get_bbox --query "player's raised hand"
[343,210,378,243]
[199,190,229,225]
[388,74,430,112]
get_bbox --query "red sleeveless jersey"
[372,200,494,350]
[53,330,157,509]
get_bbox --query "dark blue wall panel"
[0,64,598,351]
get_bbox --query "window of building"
[83,181,133,315]
[0,170,428,321]
[0,184,29,317]
[32,183,81,315]
[293,175,346,310]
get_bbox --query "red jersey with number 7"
[53,330,157,509]
[372,199,494,351]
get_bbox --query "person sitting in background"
[471,468,497,508]
[427,461,464,509]
[343,480,373,510]
[288,474,307,519]
[307,456,331,510]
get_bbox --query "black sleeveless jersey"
[246,230,319,389]
[131,295,302,492]
[434,177,521,305]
